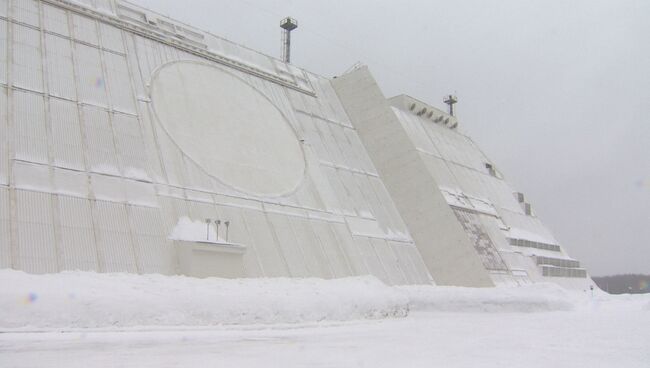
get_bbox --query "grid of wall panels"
[0,0,432,284]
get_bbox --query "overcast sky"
[132,0,649,276]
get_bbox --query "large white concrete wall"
[332,67,494,287]
[0,0,432,285]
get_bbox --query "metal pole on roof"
[443,95,458,116]
[281,17,298,63]
[205,219,211,241]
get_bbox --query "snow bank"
[401,283,575,313]
[0,270,408,330]
[3,270,647,330]
[580,290,650,312]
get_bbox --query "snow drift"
[400,283,575,313]
[0,270,408,329]
[2,270,647,330]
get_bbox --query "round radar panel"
[150,61,306,197]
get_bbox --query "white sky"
[131,0,650,276]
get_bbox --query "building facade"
[0,0,593,289]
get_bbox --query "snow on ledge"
[170,216,226,243]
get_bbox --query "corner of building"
[331,67,494,287]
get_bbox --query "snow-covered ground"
[1,270,649,367]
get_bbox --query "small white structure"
[176,241,247,279]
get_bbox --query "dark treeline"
[592,274,650,294]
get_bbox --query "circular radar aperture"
[150,61,306,197]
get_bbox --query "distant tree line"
[592,274,650,294]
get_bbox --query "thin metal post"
[205,219,211,241]
[282,29,291,63]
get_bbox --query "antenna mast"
[443,95,458,116]
[280,17,298,63]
